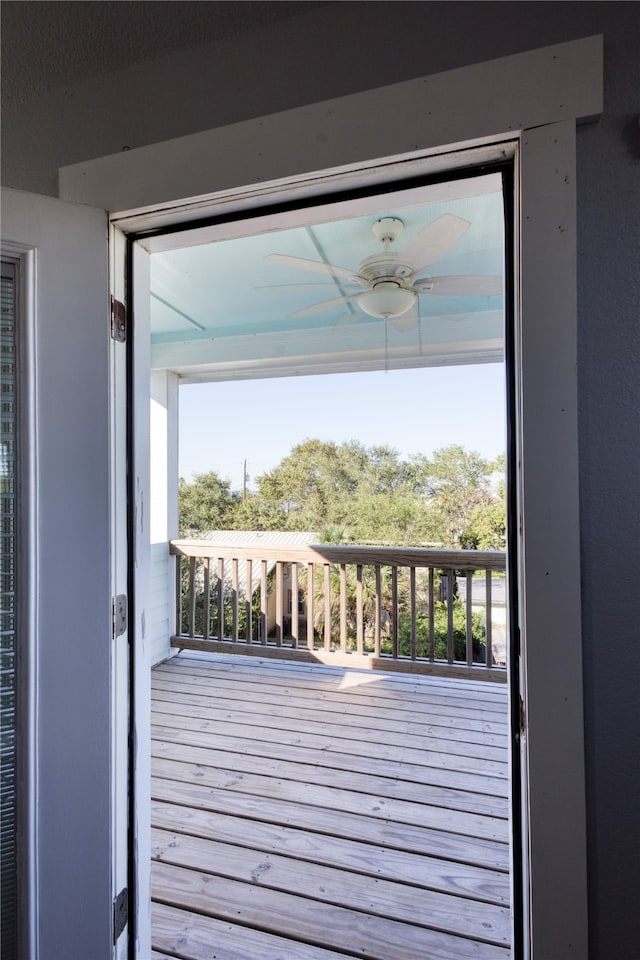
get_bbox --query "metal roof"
[193,530,319,596]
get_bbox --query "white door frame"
[61,35,602,958]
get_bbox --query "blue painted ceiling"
[149,171,505,379]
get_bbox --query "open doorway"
[143,167,514,957]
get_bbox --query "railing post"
[485,570,493,667]
[175,553,182,637]
[275,561,283,646]
[306,562,315,651]
[374,565,382,657]
[428,567,435,662]
[339,564,347,654]
[203,557,210,641]
[216,557,224,642]
[188,556,196,638]
[355,564,364,656]
[260,560,267,645]
[323,563,331,651]
[245,559,253,642]
[391,566,398,659]
[465,570,473,666]
[290,562,299,648]
[446,569,454,664]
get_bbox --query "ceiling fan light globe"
[358,283,416,319]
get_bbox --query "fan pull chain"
[384,317,389,373]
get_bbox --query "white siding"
[150,371,179,665]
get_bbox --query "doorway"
[141,165,514,957]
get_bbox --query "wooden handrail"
[170,539,506,572]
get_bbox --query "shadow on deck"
[150,651,511,960]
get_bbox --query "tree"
[178,443,506,549]
[411,445,505,548]
[178,471,240,533]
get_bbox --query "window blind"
[0,260,17,960]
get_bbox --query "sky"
[179,362,506,492]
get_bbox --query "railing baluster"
[245,559,253,642]
[447,569,454,663]
[291,562,299,648]
[486,570,493,667]
[260,559,267,645]
[466,570,473,666]
[428,567,435,661]
[374,565,382,657]
[175,554,183,637]
[275,561,283,646]
[217,557,224,642]
[391,566,398,659]
[323,563,331,651]
[410,566,417,661]
[203,557,210,641]
[339,563,347,654]
[188,556,196,638]
[356,564,364,655]
[232,557,239,642]
[306,562,315,650]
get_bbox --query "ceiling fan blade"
[401,214,471,271]
[289,293,362,319]
[390,311,419,332]
[255,283,348,291]
[416,274,503,296]
[265,253,362,282]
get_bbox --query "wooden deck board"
[151,696,508,760]
[152,668,508,724]
[151,652,511,959]
[151,676,507,734]
[151,685,508,748]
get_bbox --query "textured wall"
[2,3,638,957]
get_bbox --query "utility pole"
[243,460,249,500]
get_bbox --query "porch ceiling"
[149,172,505,382]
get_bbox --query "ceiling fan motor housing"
[358,278,417,318]
[357,221,417,318]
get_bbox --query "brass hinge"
[113,887,128,943]
[112,594,127,638]
[111,297,126,342]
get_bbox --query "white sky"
[179,362,506,492]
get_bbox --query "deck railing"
[170,539,507,679]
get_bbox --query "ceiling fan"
[263,214,502,331]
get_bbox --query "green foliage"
[178,471,240,534]
[393,599,487,662]
[410,445,505,547]
[178,442,506,550]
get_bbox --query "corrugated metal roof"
[192,530,319,596]
[197,530,319,547]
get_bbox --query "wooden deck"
[151,652,511,960]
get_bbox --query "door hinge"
[113,887,128,943]
[112,594,127,638]
[519,696,526,733]
[111,297,127,342]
